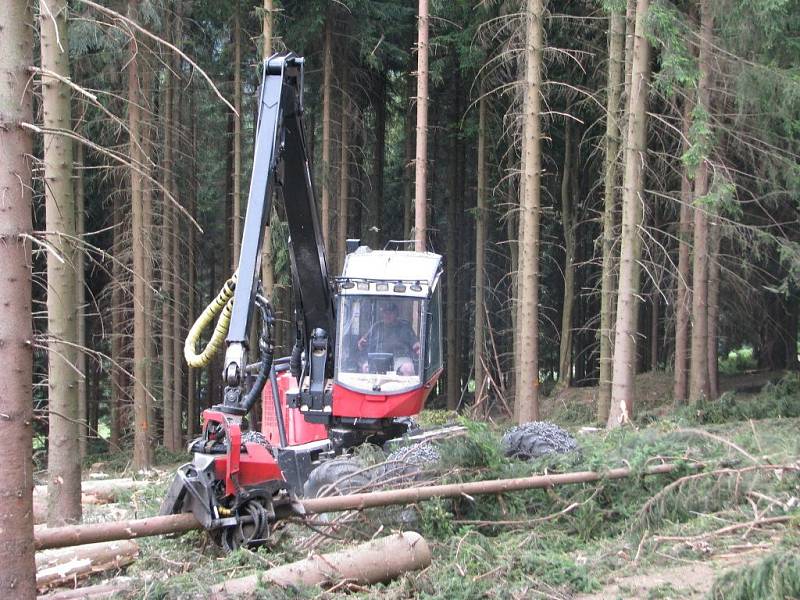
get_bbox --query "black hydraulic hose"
[269,367,288,448]
[241,295,274,414]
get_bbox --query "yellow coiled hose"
[184,274,237,368]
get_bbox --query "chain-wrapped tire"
[303,456,375,499]
[501,421,578,460]
[378,442,440,485]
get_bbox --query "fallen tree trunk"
[211,531,430,597]
[38,578,134,599]
[36,541,138,589]
[35,462,692,550]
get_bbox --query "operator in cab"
[357,302,420,375]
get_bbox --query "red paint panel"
[261,371,328,446]
[331,369,441,419]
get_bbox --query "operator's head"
[381,302,399,324]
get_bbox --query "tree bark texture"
[161,57,175,451]
[414,0,429,252]
[41,0,82,525]
[446,83,460,411]
[171,20,184,449]
[558,119,576,388]
[232,0,242,268]
[260,0,275,309]
[0,1,36,594]
[403,72,415,239]
[337,88,350,272]
[598,9,625,421]
[608,0,651,428]
[673,98,694,403]
[127,0,151,471]
[370,74,386,248]
[110,191,123,448]
[707,222,720,399]
[689,0,713,402]
[36,541,138,589]
[321,14,333,254]
[474,92,488,408]
[74,142,88,459]
[515,0,544,424]
[142,59,155,450]
[211,533,431,597]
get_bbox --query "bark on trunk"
[0,1,37,593]
[371,74,386,248]
[110,192,123,448]
[232,0,242,267]
[41,0,82,525]
[187,88,198,438]
[337,85,350,271]
[260,0,275,311]
[446,81,460,410]
[403,72,415,239]
[608,0,651,428]
[515,0,544,423]
[127,0,151,471]
[141,65,155,454]
[707,223,720,399]
[689,0,713,402]
[673,97,694,403]
[598,9,625,421]
[36,541,138,589]
[74,143,87,459]
[414,0,430,252]
[211,533,431,597]
[321,13,333,253]
[558,119,575,388]
[474,91,488,409]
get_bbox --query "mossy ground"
[61,373,800,599]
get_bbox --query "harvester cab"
[160,52,444,550]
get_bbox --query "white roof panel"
[341,247,442,286]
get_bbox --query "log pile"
[36,541,139,589]
[33,479,148,525]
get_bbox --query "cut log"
[35,462,699,550]
[37,578,134,599]
[211,531,431,597]
[36,541,139,589]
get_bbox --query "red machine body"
[261,371,327,446]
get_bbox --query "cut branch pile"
[33,479,148,524]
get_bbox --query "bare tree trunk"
[558,119,575,388]
[161,58,175,450]
[111,192,123,448]
[608,0,651,428]
[337,85,350,271]
[673,97,694,403]
[232,0,242,268]
[516,0,544,424]
[414,0,430,252]
[371,74,386,247]
[446,103,459,410]
[707,223,720,399]
[474,91,488,409]
[171,12,184,447]
[141,65,155,454]
[403,73,415,239]
[321,13,333,253]
[187,87,198,438]
[689,0,713,402]
[41,0,82,524]
[260,0,274,309]
[0,1,36,593]
[127,0,151,471]
[598,9,625,421]
[74,142,88,459]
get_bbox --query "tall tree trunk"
[338,83,350,271]
[558,119,575,388]
[414,0,429,252]
[321,13,333,253]
[127,0,150,470]
[171,12,184,448]
[516,0,544,424]
[75,142,88,458]
[141,65,155,455]
[598,8,625,421]
[260,0,275,313]
[403,73,415,240]
[41,0,82,524]
[446,100,459,410]
[608,0,651,428]
[707,224,720,398]
[111,192,123,448]
[371,74,386,248]
[474,91,488,409]
[161,57,175,451]
[232,0,242,268]
[0,1,36,593]
[187,87,198,438]
[673,97,694,403]
[689,0,713,402]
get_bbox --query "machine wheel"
[501,421,578,460]
[378,442,440,484]
[213,498,272,552]
[303,456,375,499]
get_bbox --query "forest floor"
[40,371,800,599]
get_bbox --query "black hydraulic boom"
[221,53,335,416]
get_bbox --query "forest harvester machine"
[159,53,453,550]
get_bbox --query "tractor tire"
[378,441,440,485]
[303,456,375,499]
[501,421,578,460]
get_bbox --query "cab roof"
[339,247,442,296]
